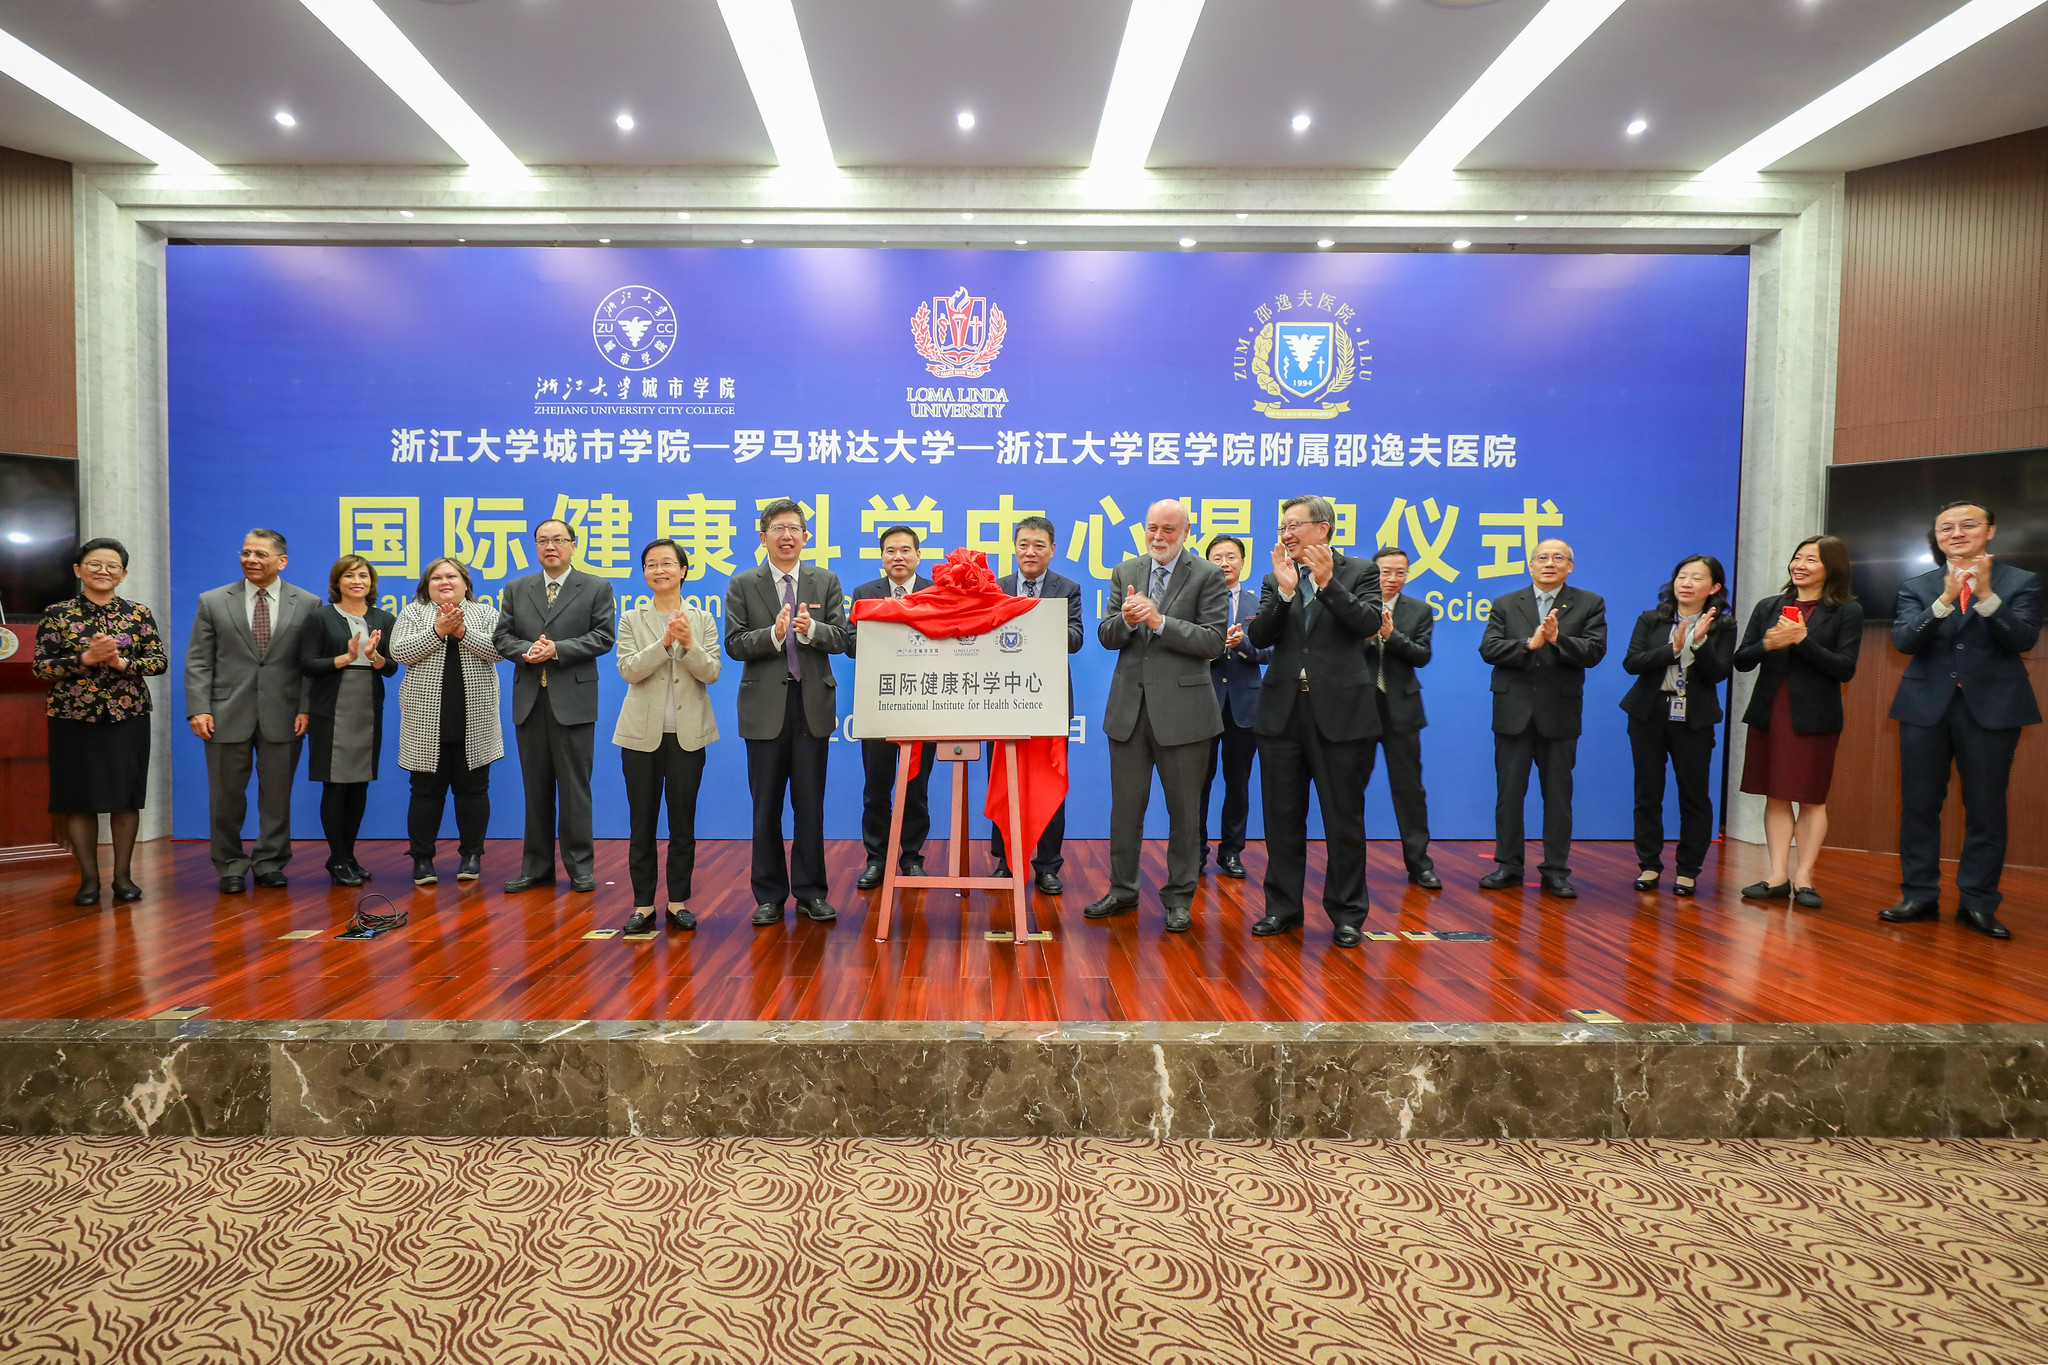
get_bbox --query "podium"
[870,736,1044,945]
[0,624,66,863]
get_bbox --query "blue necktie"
[782,572,802,681]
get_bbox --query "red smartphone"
[1780,604,1802,623]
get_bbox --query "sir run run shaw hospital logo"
[593,285,677,371]
[1236,289,1370,420]
[907,286,1010,418]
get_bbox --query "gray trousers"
[1107,698,1211,909]
[206,735,302,876]
[515,688,596,881]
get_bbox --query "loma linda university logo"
[1236,290,1369,420]
[592,285,677,371]
[912,286,1007,378]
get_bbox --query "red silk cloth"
[850,548,1069,855]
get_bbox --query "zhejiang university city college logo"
[592,285,677,371]
[1236,288,1370,419]
[911,286,1007,378]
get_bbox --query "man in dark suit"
[1200,534,1271,881]
[1366,546,1440,889]
[494,518,617,893]
[1245,496,1385,947]
[725,498,850,926]
[1477,537,1608,899]
[992,514,1083,895]
[1088,499,1227,932]
[184,528,318,892]
[1881,500,2042,939]
[849,524,936,891]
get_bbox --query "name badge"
[1668,692,1687,721]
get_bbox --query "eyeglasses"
[240,551,276,560]
[1279,518,1325,533]
[535,535,574,546]
[1532,553,1572,565]
[79,561,125,574]
[1936,520,1986,534]
[765,523,804,536]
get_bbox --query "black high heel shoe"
[72,882,102,907]
[112,879,143,903]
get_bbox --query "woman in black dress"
[1620,553,1736,896]
[1734,534,1863,908]
[298,554,398,886]
[32,538,169,905]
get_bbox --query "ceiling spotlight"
[1236,212,1248,220]
[1179,236,1197,247]
[1626,117,1647,135]
[1316,238,1334,249]
[677,211,690,219]
[1015,239,1028,245]
[1515,213,1528,221]
[598,237,610,243]
[1452,239,1472,249]
[456,237,465,242]
[1291,112,1311,132]
[961,211,974,220]
[616,113,636,131]
[274,110,297,127]
[398,209,414,217]
[957,110,976,130]
[740,237,754,244]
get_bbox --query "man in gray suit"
[725,498,850,926]
[494,518,617,894]
[1087,499,1228,932]
[185,528,318,892]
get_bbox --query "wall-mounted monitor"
[1825,447,2048,622]
[0,452,81,624]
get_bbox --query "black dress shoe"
[1035,871,1063,896]
[798,897,837,922]
[1163,905,1192,932]
[991,862,1014,881]
[1219,854,1246,880]
[328,863,364,888]
[1634,871,1660,892]
[1957,907,2012,940]
[899,857,926,879]
[621,910,656,936]
[412,858,437,886]
[1410,869,1442,890]
[571,875,597,894]
[1878,899,1939,924]
[1082,894,1137,919]
[1478,868,1522,891]
[1251,915,1302,937]
[456,854,481,882]
[1332,925,1363,949]
[857,861,885,891]
[666,907,696,932]
[350,861,372,882]
[503,874,554,894]
[1791,885,1824,909]
[253,870,289,889]
[218,875,246,894]
[111,879,143,903]
[72,882,101,907]
[1741,880,1790,900]
[1541,876,1578,900]
[751,902,783,926]
[1673,879,1697,898]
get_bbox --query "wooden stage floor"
[2,838,2042,1025]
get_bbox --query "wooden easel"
[870,736,1046,945]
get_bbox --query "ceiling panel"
[0,0,453,164]
[1467,0,1981,172]
[797,0,1128,167]
[0,69,141,164]
[388,0,773,167]
[1149,0,1547,170]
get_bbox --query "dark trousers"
[1202,711,1258,861]
[747,683,830,907]
[204,735,301,877]
[513,687,595,881]
[622,735,706,907]
[1900,691,2022,914]
[861,738,936,865]
[408,745,490,861]
[1368,691,1434,876]
[1258,695,1373,930]
[319,781,368,868]
[1628,716,1715,877]
[1106,698,1209,909]
[1494,724,1577,878]
[991,799,1065,876]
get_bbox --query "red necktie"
[1957,573,1972,612]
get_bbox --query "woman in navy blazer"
[1733,534,1863,908]
[1620,553,1736,897]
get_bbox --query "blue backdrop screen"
[166,245,1749,844]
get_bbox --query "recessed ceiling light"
[961,211,974,220]
[1291,112,1311,132]
[1316,238,1335,249]
[274,110,297,127]
[598,237,610,243]
[741,237,754,244]
[1452,238,1472,249]
[1515,213,1528,221]
[0,26,215,172]
[456,237,465,242]
[1625,117,1647,136]
[399,210,414,217]
[677,211,690,219]
[957,110,976,130]
[1089,0,1206,174]
[1179,236,1197,247]
[1015,239,1028,246]
[716,0,836,174]
[1236,212,1248,220]
[616,112,635,131]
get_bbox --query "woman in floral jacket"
[32,538,168,906]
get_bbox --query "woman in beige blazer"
[613,538,722,933]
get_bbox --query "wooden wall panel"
[1827,126,2048,868]
[0,145,75,459]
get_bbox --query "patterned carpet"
[2,1138,2046,1364]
